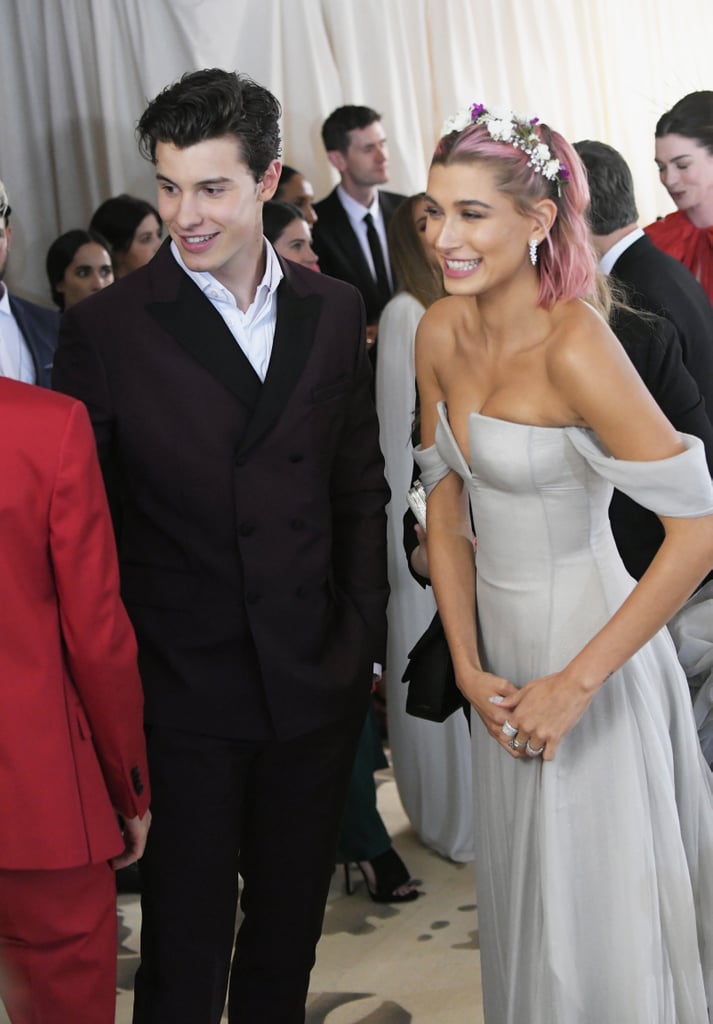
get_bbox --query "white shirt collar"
[337,184,381,225]
[0,282,11,315]
[169,238,283,314]
[598,227,645,276]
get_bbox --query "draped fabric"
[646,211,713,304]
[2,0,713,304]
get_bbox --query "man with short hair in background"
[0,179,57,386]
[312,105,406,350]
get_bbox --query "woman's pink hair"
[432,120,596,309]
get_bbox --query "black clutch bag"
[402,611,464,722]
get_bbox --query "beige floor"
[114,763,485,1023]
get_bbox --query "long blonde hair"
[387,194,444,309]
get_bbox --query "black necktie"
[363,212,392,307]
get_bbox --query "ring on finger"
[525,740,544,757]
[512,737,525,750]
[501,720,517,739]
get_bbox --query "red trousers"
[0,861,117,1024]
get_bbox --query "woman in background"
[263,201,319,270]
[376,195,474,863]
[275,165,318,225]
[647,91,713,303]
[46,228,114,310]
[90,194,162,278]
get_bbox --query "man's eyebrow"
[155,173,233,186]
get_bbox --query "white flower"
[488,119,513,141]
[488,104,514,123]
[442,108,473,135]
[544,158,561,180]
[534,143,551,163]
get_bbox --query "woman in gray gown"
[415,104,713,1023]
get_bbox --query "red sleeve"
[49,400,150,819]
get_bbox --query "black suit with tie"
[610,234,713,417]
[312,187,406,324]
[53,240,389,1022]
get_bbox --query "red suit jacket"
[0,379,149,870]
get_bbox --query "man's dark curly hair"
[137,68,282,181]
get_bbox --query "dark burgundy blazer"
[53,242,390,741]
[312,188,406,324]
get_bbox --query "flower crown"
[441,103,569,194]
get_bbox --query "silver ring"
[512,738,525,750]
[525,740,544,757]
[501,720,517,738]
[508,738,516,748]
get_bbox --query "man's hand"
[111,809,152,870]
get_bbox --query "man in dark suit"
[608,306,713,579]
[572,142,713,581]
[312,105,406,346]
[53,68,389,1024]
[574,140,713,416]
[0,179,58,386]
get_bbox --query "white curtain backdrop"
[2,0,712,303]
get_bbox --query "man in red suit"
[53,69,389,1023]
[0,378,150,1023]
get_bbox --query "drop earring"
[528,238,539,267]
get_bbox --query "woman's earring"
[528,238,539,267]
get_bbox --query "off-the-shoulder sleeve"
[413,442,451,495]
[566,429,713,518]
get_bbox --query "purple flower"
[559,163,570,181]
[530,117,540,125]
[471,103,486,120]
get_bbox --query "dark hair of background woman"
[262,200,305,245]
[655,90,713,155]
[45,228,111,310]
[89,194,161,253]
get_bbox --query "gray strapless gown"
[416,402,713,1023]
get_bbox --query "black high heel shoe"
[344,847,420,903]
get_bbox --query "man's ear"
[326,149,347,175]
[258,160,282,202]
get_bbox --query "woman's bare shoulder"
[545,299,622,379]
[417,296,475,352]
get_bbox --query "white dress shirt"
[170,240,283,382]
[598,226,645,276]
[0,284,36,383]
[336,185,394,288]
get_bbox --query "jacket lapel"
[146,272,262,412]
[237,269,322,456]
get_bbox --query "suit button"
[288,453,303,463]
[239,521,255,537]
[130,766,144,795]
[290,518,305,531]
[245,591,261,605]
